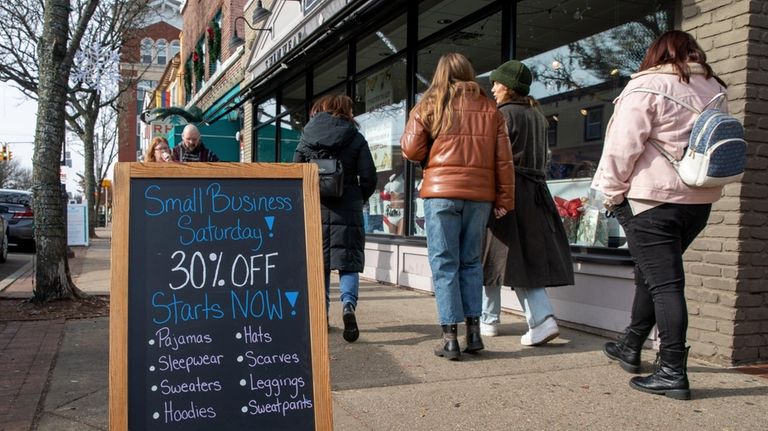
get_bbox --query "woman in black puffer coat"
[293,95,377,343]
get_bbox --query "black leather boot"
[342,302,359,342]
[435,324,461,360]
[603,328,646,373]
[630,347,691,400]
[464,317,484,353]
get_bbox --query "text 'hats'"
[490,60,532,96]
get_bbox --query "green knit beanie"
[489,60,532,97]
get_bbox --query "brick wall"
[117,21,182,162]
[682,0,768,365]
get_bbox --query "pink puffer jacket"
[592,63,727,205]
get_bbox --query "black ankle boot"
[604,328,646,373]
[342,302,359,342]
[464,317,484,353]
[630,347,691,400]
[435,324,461,360]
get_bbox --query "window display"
[355,61,407,236]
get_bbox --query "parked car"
[0,189,34,251]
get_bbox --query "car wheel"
[0,232,8,263]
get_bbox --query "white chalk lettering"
[159,377,222,395]
[163,400,216,423]
[156,353,224,373]
[155,327,213,351]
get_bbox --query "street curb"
[0,260,33,293]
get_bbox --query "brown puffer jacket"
[401,84,515,211]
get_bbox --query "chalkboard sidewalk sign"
[109,162,331,430]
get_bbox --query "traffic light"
[0,143,6,161]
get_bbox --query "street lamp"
[229,15,272,50]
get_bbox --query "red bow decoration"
[192,52,199,62]
[554,196,583,218]
[207,26,214,39]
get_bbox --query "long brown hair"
[416,53,485,138]
[311,94,357,125]
[639,30,726,87]
[145,136,170,162]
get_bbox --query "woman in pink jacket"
[592,31,727,400]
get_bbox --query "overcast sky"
[0,81,87,195]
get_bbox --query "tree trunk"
[32,0,83,302]
[81,101,99,237]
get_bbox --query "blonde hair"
[415,53,484,138]
[145,136,170,162]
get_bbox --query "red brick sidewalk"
[0,319,65,431]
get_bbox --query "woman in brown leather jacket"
[401,53,514,360]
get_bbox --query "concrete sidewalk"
[2,227,768,430]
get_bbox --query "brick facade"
[682,0,768,365]
[117,21,181,162]
[181,0,246,110]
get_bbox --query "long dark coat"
[293,112,377,272]
[483,102,574,288]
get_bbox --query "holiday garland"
[192,42,204,84]
[207,20,222,70]
[184,60,192,94]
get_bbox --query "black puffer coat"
[483,102,574,288]
[293,113,377,272]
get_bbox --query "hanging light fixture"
[229,15,272,50]
[251,1,272,24]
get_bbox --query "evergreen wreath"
[207,20,221,68]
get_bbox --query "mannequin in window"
[381,171,405,235]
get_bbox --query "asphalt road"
[0,248,33,283]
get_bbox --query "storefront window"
[410,11,502,236]
[517,0,675,248]
[356,13,407,73]
[354,60,407,236]
[418,0,496,41]
[254,98,278,162]
[313,50,347,96]
[281,75,306,114]
[279,116,302,162]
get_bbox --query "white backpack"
[627,88,746,188]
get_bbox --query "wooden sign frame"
[109,162,331,430]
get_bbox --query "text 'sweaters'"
[127,179,314,430]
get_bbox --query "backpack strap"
[624,88,701,114]
[701,92,727,111]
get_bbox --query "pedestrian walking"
[592,30,729,400]
[401,52,514,360]
[293,94,377,343]
[481,60,574,345]
[173,124,220,162]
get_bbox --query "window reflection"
[354,60,407,236]
[418,0,495,41]
[517,0,674,248]
[356,13,407,73]
[313,51,347,96]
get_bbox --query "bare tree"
[532,10,673,96]
[70,104,119,225]
[0,0,155,300]
[0,159,33,189]
[66,0,153,237]
[27,0,99,301]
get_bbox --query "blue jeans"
[424,198,492,325]
[324,270,359,311]
[482,285,554,329]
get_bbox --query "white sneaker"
[520,316,559,346]
[480,322,499,337]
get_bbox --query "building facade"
[117,1,182,162]
[208,0,767,366]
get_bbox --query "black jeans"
[613,201,711,351]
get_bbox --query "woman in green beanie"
[481,60,574,345]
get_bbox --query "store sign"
[249,0,351,80]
